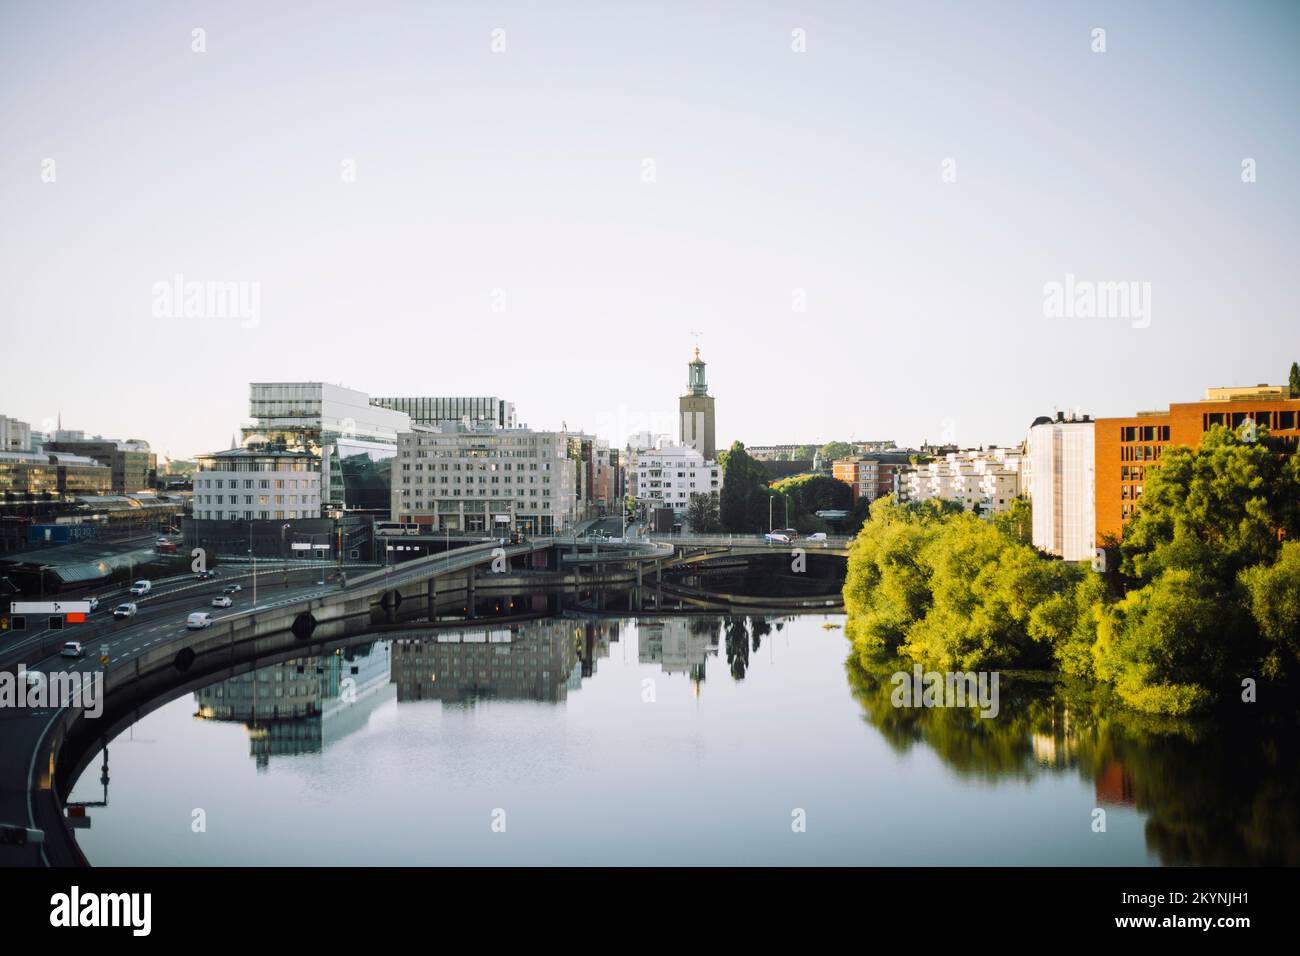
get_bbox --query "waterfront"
[66,612,1300,867]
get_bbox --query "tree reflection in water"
[845,652,1300,865]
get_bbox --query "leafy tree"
[819,441,854,462]
[770,473,852,528]
[992,497,1032,546]
[718,441,777,532]
[1291,361,1300,398]
[683,491,721,533]
[1241,540,1300,678]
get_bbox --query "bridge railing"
[645,533,854,549]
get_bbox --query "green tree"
[683,491,721,533]
[992,497,1032,546]
[819,441,854,462]
[1290,361,1300,398]
[1241,540,1300,678]
[718,442,777,533]
[770,473,852,528]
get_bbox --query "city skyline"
[4,2,1298,459]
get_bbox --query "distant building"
[390,424,578,535]
[833,453,912,505]
[43,436,156,493]
[0,415,31,453]
[241,382,410,514]
[632,443,721,517]
[1094,385,1300,545]
[370,396,517,430]
[1027,413,1095,561]
[0,451,112,497]
[191,448,322,521]
[679,347,717,459]
[896,447,1028,516]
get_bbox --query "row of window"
[197,477,314,489]
[199,494,316,506]
[1120,425,1171,443]
[195,510,310,520]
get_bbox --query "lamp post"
[281,523,291,589]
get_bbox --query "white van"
[129,580,152,596]
[186,612,213,630]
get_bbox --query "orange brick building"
[1094,386,1300,545]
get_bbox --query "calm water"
[68,613,1300,866]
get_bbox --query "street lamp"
[281,523,291,589]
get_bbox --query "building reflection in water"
[637,617,721,693]
[194,643,394,768]
[392,619,616,704]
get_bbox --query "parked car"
[60,641,85,658]
[222,584,242,594]
[211,595,233,608]
[113,602,138,619]
[186,612,214,630]
[129,579,152,596]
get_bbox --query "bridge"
[0,531,851,867]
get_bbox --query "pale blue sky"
[2,0,1298,461]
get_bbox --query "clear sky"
[2,0,1298,462]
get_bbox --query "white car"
[113,602,138,619]
[129,580,152,596]
[764,532,792,544]
[211,595,233,608]
[60,641,85,659]
[806,532,828,541]
[186,612,214,630]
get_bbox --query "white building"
[390,424,578,535]
[632,444,722,516]
[0,415,31,453]
[1027,413,1095,561]
[897,446,1027,514]
[241,382,411,513]
[192,448,322,521]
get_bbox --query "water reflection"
[68,611,1300,866]
[846,652,1300,865]
[194,644,394,766]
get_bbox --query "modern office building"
[0,415,31,453]
[240,383,410,514]
[679,347,717,459]
[1027,413,1095,562]
[390,424,579,534]
[0,451,112,497]
[631,443,722,516]
[1093,384,1300,545]
[191,448,322,521]
[43,436,156,493]
[370,396,517,430]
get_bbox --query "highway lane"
[1,564,377,671]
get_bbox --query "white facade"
[1027,417,1095,561]
[632,444,722,515]
[192,449,322,521]
[0,415,31,453]
[897,446,1027,514]
[391,425,578,534]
